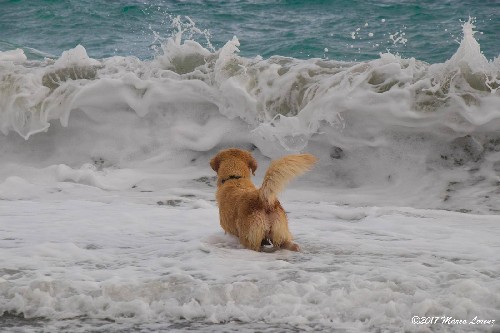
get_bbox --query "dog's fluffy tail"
[259,154,317,206]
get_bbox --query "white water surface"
[1,19,500,332]
[1,175,499,332]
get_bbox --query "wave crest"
[0,18,499,212]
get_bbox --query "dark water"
[0,0,498,62]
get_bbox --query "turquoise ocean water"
[1,0,499,63]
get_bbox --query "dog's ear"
[210,155,220,173]
[245,153,258,176]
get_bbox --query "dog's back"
[216,177,258,236]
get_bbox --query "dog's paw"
[260,238,278,253]
[261,238,272,246]
[284,242,301,252]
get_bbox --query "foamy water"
[1,17,499,332]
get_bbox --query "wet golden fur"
[210,148,317,252]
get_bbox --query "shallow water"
[1,196,499,332]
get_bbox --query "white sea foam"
[0,20,498,213]
[0,19,499,332]
[1,199,499,332]
[0,48,27,63]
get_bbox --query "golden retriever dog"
[210,148,317,252]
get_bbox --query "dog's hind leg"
[269,211,300,252]
[237,214,267,252]
[239,230,266,251]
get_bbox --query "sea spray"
[0,18,499,212]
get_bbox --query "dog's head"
[210,148,257,183]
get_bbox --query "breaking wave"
[0,18,499,213]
